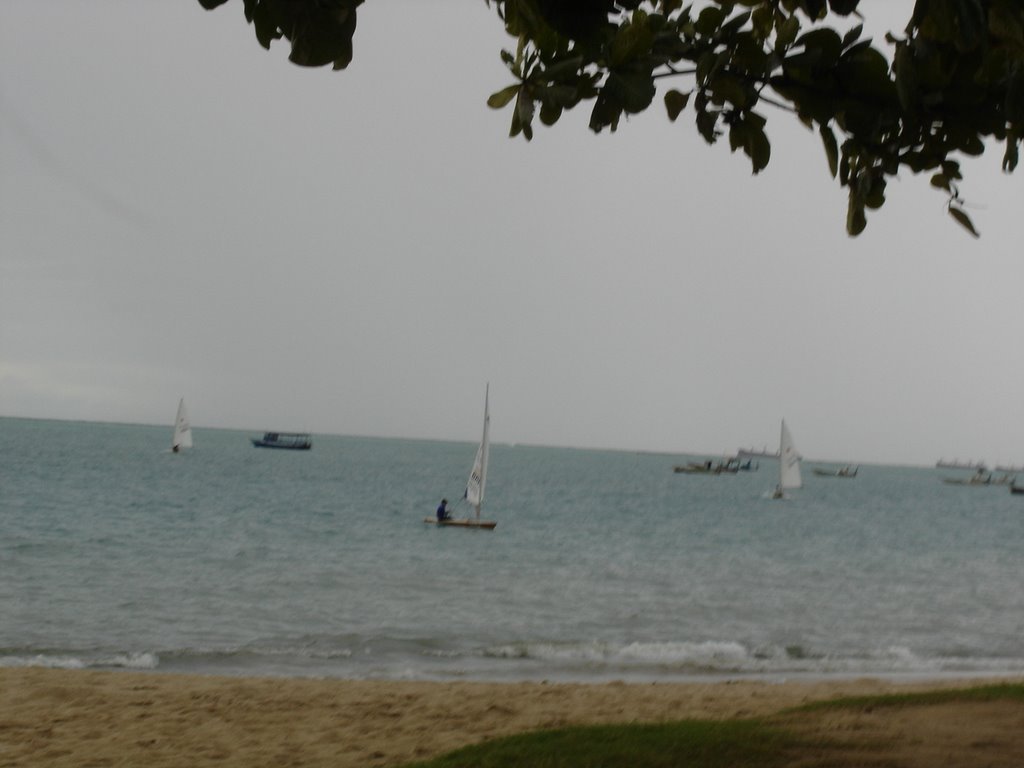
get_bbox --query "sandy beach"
[2,669,1022,767]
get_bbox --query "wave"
[0,650,158,671]
[476,639,1024,678]
[5,638,1024,681]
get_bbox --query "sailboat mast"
[464,384,490,521]
[476,384,490,520]
[779,418,801,490]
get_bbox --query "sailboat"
[171,397,193,453]
[424,384,497,530]
[771,419,801,499]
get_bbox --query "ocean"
[2,417,1022,682]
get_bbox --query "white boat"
[250,431,312,450]
[942,468,992,486]
[771,419,801,499]
[171,397,193,453]
[425,385,496,530]
[812,465,858,478]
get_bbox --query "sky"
[2,1,1023,467]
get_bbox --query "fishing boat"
[812,465,858,478]
[425,384,496,530]
[674,457,740,474]
[250,432,312,450]
[936,459,986,471]
[171,398,192,453]
[1010,483,1024,495]
[738,446,780,460]
[771,419,801,499]
[942,468,992,486]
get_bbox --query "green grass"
[398,719,799,768]
[787,681,1024,714]
[395,682,1024,768]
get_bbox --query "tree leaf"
[512,90,535,140]
[819,124,839,178]
[842,23,864,49]
[829,0,861,15]
[751,5,773,40]
[695,6,726,37]
[696,109,720,144]
[541,56,585,81]
[664,89,690,121]
[603,70,656,114]
[610,9,654,67]
[846,194,867,236]
[729,121,748,153]
[746,124,771,173]
[1003,133,1020,172]
[487,84,521,109]
[948,205,980,237]
[776,15,801,50]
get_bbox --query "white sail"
[779,418,801,490]
[172,397,193,451]
[464,384,490,517]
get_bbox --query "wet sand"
[1,668,1021,767]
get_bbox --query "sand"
[1,668,1022,767]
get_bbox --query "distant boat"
[425,384,496,530]
[771,419,801,499]
[812,465,858,478]
[674,458,740,474]
[251,432,312,450]
[942,468,992,486]
[171,398,192,453]
[936,459,986,471]
[1010,483,1024,495]
[738,446,780,460]
[674,454,757,474]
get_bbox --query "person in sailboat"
[436,498,450,522]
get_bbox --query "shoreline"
[3,667,1021,767]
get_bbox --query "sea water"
[2,417,1022,682]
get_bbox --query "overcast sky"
[2,1,1023,466]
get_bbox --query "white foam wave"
[0,654,88,670]
[483,640,762,670]
[107,652,160,669]
[0,651,159,670]
[478,639,1024,677]
[616,640,752,665]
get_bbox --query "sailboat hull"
[423,518,497,530]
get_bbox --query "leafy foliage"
[199,0,1024,236]
[198,0,362,69]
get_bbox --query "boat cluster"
[673,456,757,474]
[676,420,807,500]
[169,398,312,453]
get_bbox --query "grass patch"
[787,682,1024,714]
[398,719,799,768]
[398,683,1024,768]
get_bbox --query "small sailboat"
[771,419,801,499]
[171,397,193,453]
[425,384,497,530]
